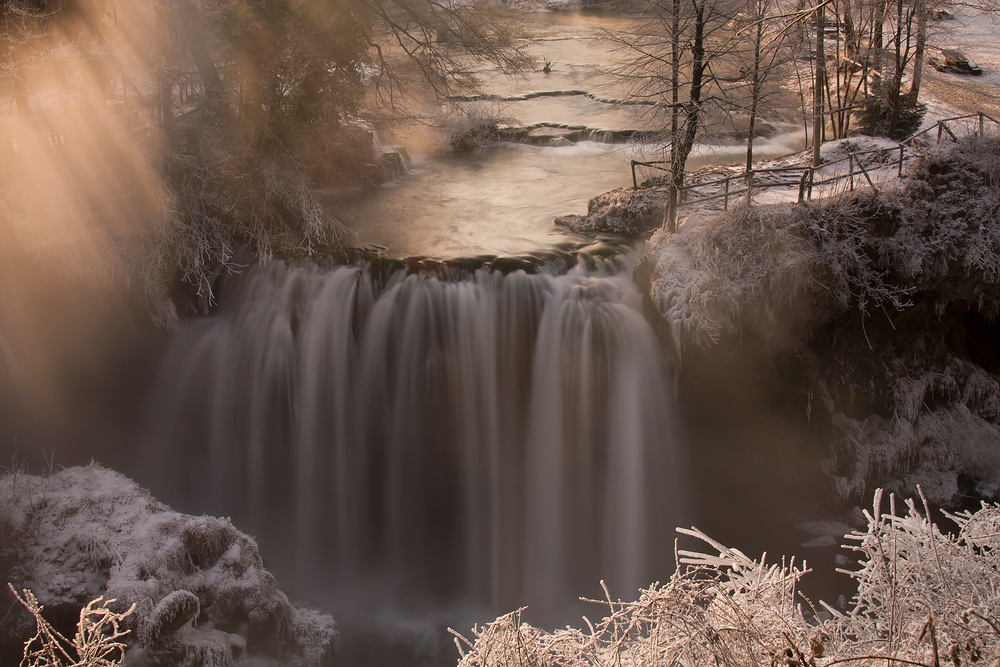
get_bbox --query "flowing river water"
[130,9,838,667]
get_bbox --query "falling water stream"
[145,248,683,631]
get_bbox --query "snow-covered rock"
[555,186,667,236]
[0,464,337,667]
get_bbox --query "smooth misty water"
[144,251,684,631]
[132,10,842,667]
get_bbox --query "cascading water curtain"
[145,255,685,623]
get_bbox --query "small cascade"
[145,251,684,626]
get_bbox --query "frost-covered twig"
[8,583,134,667]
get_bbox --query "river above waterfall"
[339,10,806,259]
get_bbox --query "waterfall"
[144,251,685,626]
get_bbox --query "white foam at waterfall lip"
[501,139,628,155]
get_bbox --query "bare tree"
[612,0,742,230]
[909,0,927,97]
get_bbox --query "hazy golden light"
[1,0,173,425]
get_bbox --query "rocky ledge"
[555,186,667,236]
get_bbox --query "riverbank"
[633,132,1000,507]
[554,3,1000,505]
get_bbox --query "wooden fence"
[632,112,1000,231]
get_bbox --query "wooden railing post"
[798,170,808,203]
[724,178,730,210]
[980,112,985,137]
[898,145,904,177]
[937,122,943,144]
[631,160,638,190]
[857,159,878,193]
[808,167,814,200]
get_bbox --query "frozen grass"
[453,489,1000,667]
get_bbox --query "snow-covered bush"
[441,101,520,152]
[453,489,1000,667]
[821,356,1000,503]
[556,187,667,236]
[0,464,337,667]
[648,191,911,350]
[649,134,1000,350]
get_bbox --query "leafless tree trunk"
[668,0,707,231]
[745,2,764,175]
[671,0,680,150]
[910,0,926,97]
[840,0,857,58]
[873,0,885,75]
[887,0,907,137]
[666,0,682,229]
[813,2,825,166]
[175,0,224,110]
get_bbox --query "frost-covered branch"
[454,492,1000,667]
[8,583,134,667]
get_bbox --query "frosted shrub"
[8,584,134,667]
[453,489,1000,667]
[649,193,913,352]
[823,488,1000,666]
[442,101,519,152]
